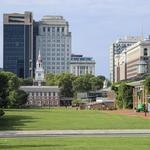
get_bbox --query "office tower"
[3,11,34,78]
[70,54,95,76]
[109,36,144,83]
[115,38,150,81]
[33,21,39,76]
[36,16,71,74]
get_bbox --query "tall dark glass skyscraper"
[3,12,34,78]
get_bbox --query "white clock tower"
[34,51,45,86]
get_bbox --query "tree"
[97,75,105,81]
[73,74,93,93]
[72,99,82,106]
[0,71,19,108]
[0,109,4,117]
[112,82,133,109]
[45,73,56,86]
[144,75,150,102]
[0,72,9,108]
[8,74,20,91]
[58,73,76,97]
[90,76,103,90]
[0,71,21,108]
[8,90,28,108]
[20,77,33,86]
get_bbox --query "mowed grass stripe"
[0,137,150,150]
[0,108,150,130]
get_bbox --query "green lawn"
[0,108,150,130]
[0,137,150,150]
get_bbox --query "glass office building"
[3,12,34,78]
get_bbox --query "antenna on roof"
[141,22,144,38]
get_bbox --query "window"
[43,27,45,32]
[48,27,50,32]
[144,48,148,56]
[52,27,55,32]
[62,27,64,32]
[40,92,42,96]
[57,27,60,32]
[38,73,41,76]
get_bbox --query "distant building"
[109,36,144,83]
[36,16,71,74]
[20,52,60,107]
[70,54,95,76]
[0,68,3,71]
[115,38,150,82]
[33,51,45,86]
[3,12,34,78]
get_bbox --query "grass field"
[0,137,150,150]
[0,108,150,130]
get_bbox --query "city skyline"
[1,0,150,77]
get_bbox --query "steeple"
[36,50,42,69]
[38,50,41,60]
[34,50,45,86]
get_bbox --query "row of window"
[30,92,58,97]
[46,66,67,70]
[45,66,70,70]
[42,27,65,33]
[41,53,70,57]
[42,57,70,61]
[40,44,66,47]
[40,48,70,52]
[71,58,92,61]
[45,62,65,65]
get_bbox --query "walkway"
[1,129,150,138]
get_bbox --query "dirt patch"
[103,109,150,119]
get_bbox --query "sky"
[0,0,150,78]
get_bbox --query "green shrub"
[0,109,4,117]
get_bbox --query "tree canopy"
[0,71,28,108]
[112,82,133,109]
[45,73,106,97]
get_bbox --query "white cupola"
[34,51,45,86]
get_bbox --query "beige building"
[70,54,95,76]
[36,16,71,74]
[115,38,150,82]
[110,36,144,83]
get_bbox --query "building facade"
[3,12,34,78]
[36,16,71,74]
[70,54,95,76]
[115,38,150,82]
[20,51,60,107]
[20,86,60,107]
[109,36,144,83]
